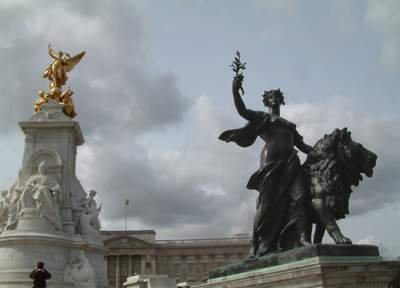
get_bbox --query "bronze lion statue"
[303,128,377,244]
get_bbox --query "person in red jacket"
[30,261,51,288]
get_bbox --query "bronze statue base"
[209,244,380,279]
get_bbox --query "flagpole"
[124,199,129,232]
[125,200,127,232]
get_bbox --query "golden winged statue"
[35,44,85,118]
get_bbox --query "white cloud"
[255,0,298,16]
[366,0,400,70]
[328,0,362,36]
[0,0,398,245]
[84,91,400,239]
[0,0,189,135]
[284,96,400,214]
[357,235,400,259]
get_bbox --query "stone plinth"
[19,100,86,234]
[123,274,176,288]
[0,101,108,287]
[0,230,107,288]
[194,245,400,288]
[209,244,379,278]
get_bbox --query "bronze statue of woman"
[220,57,314,256]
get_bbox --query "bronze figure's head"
[262,89,285,108]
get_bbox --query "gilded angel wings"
[44,44,86,88]
[35,45,85,118]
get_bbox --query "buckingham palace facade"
[102,230,251,288]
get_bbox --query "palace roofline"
[101,230,251,246]
[101,230,156,235]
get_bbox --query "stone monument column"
[128,255,133,276]
[19,101,86,234]
[0,46,108,288]
[116,255,121,288]
[141,255,146,274]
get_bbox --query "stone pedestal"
[0,230,107,288]
[0,101,108,287]
[123,274,176,288]
[19,100,86,234]
[194,245,400,288]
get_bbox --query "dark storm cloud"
[86,93,400,239]
[1,0,399,241]
[0,0,245,238]
[85,143,227,225]
[75,96,260,238]
[0,0,201,236]
[284,98,400,217]
[0,0,189,135]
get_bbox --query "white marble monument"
[0,100,108,287]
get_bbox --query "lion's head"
[304,128,377,219]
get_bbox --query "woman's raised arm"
[232,76,251,121]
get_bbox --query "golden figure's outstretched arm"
[48,44,59,60]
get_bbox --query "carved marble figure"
[7,161,62,230]
[86,190,101,231]
[78,190,102,236]
[0,191,9,231]
[64,250,95,288]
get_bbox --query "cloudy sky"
[0,0,399,256]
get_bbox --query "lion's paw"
[332,231,352,244]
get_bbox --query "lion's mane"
[303,128,364,219]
